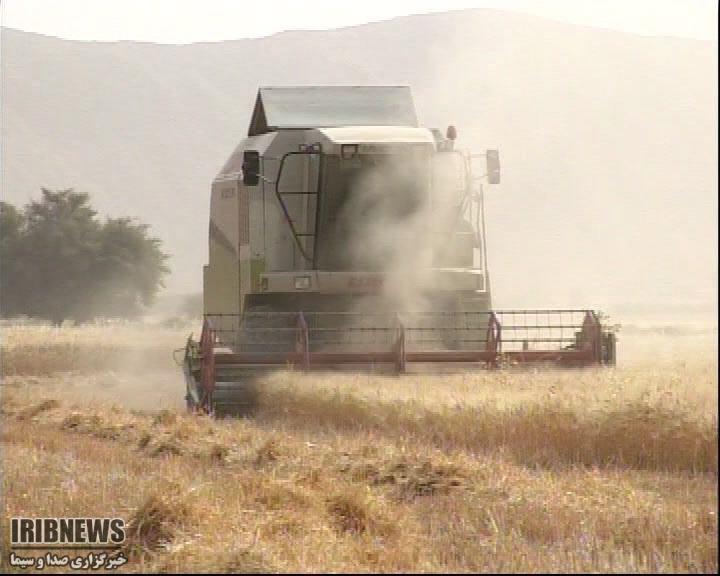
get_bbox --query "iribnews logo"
[11,518,126,549]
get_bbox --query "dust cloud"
[1,323,189,411]
[319,148,478,313]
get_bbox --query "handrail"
[274,151,321,263]
[296,312,310,370]
[394,314,406,373]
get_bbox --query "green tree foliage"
[0,201,27,316]
[0,189,169,323]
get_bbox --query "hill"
[2,9,717,311]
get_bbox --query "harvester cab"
[184,86,616,416]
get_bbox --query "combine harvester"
[184,86,616,416]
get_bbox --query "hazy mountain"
[2,9,717,314]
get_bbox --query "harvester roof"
[248,86,419,136]
[316,125,434,144]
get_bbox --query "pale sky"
[0,0,717,43]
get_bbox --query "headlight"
[294,276,311,290]
[341,144,358,159]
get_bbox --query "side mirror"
[486,149,500,184]
[242,151,260,186]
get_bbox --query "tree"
[0,201,27,316]
[86,217,169,319]
[0,189,169,323]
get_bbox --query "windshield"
[315,153,431,271]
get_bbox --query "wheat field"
[1,321,717,573]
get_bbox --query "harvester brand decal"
[347,276,383,290]
[9,517,128,570]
